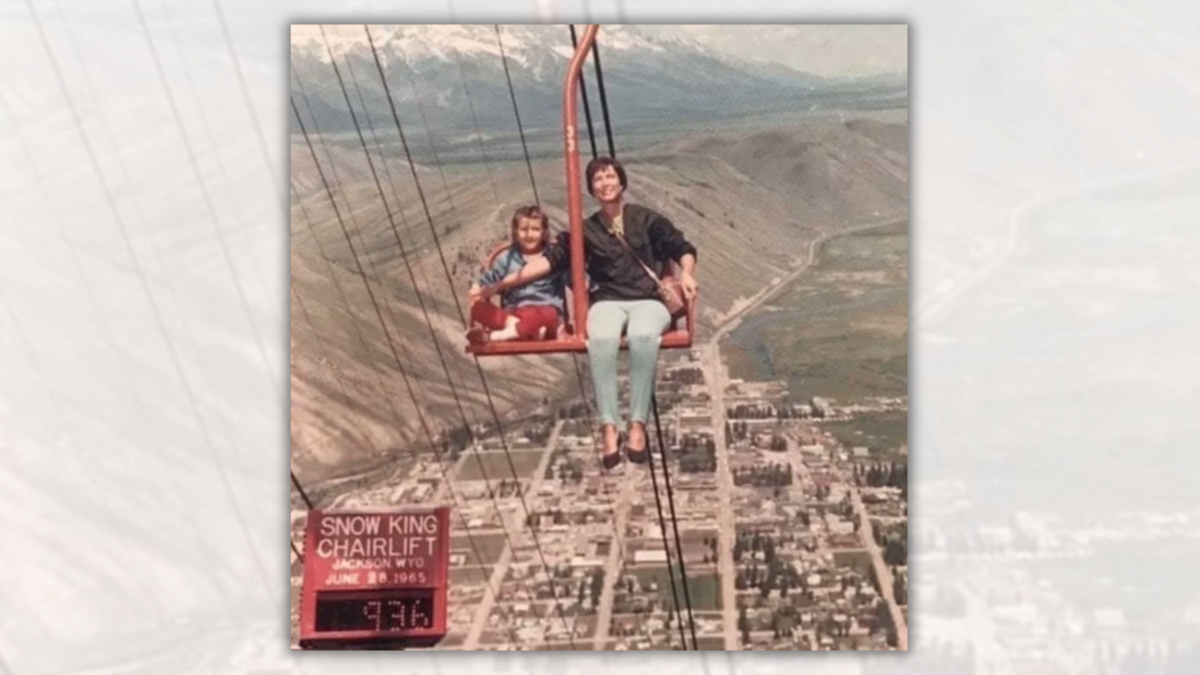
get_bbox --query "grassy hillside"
[723,220,909,402]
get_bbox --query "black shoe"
[624,440,649,465]
[601,432,624,470]
[601,451,624,470]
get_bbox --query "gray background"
[2,0,1198,673]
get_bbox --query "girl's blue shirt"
[476,246,565,312]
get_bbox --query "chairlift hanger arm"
[564,25,600,339]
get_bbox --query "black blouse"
[546,204,698,304]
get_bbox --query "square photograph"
[289,23,908,651]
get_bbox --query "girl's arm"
[483,233,570,297]
[476,252,513,288]
[484,255,552,298]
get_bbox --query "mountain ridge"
[289,25,906,137]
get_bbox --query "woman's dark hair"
[510,205,550,246]
[585,156,628,196]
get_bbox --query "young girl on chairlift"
[467,206,566,344]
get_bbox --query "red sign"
[299,507,450,649]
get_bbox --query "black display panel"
[314,590,435,633]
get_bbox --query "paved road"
[702,342,740,649]
[849,487,908,650]
[591,479,634,649]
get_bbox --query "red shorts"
[470,302,561,340]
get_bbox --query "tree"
[892,574,908,605]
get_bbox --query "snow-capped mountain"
[289,25,903,139]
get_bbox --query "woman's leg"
[625,300,672,427]
[586,301,629,427]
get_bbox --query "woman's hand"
[680,271,699,302]
[468,283,484,304]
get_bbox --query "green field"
[819,410,908,455]
[632,568,723,611]
[456,450,544,481]
[832,550,874,576]
[724,221,908,402]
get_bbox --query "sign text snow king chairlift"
[299,507,450,649]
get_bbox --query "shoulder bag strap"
[613,234,662,284]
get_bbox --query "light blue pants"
[587,299,671,427]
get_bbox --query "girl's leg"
[513,306,560,340]
[488,315,521,341]
[471,301,511,331]
[586,301,629,428]
[538,306,563,340]
[625,300,672,430]
[512,307,540,340]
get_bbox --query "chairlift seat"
[465,242,694,356]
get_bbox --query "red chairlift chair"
[465,25,694,357]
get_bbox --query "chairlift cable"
[590,39,617,159]
[290,282,351,405]
[335,59,463,413]
[291,470,314,510]
[495,25,540,206]
[294,71,446,437]
[377,54,536,428]
[653,395,700,648]
[452,51,506,229]
[644,424,691,648]
[569,25,600,160]
[290,173,412,415]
